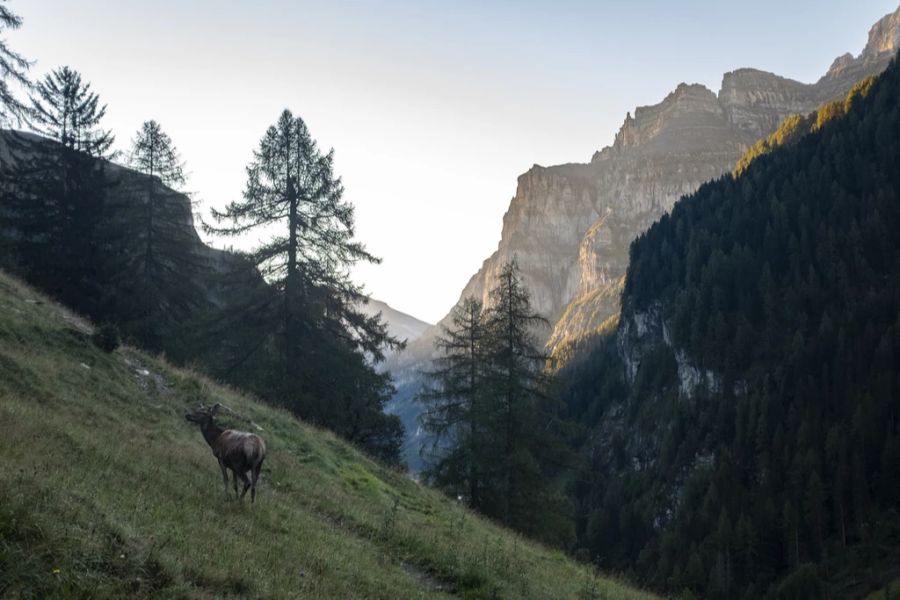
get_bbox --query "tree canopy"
[30,66,114,157]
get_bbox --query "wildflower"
[52,567,60,575]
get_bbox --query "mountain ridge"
[387,4,900,469]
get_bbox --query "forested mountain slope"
[386,6,900,470]
[562,56,900,598]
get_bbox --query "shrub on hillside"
[92,323,120,353]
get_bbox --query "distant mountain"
[387,5,900,470]
[357,298,431,346]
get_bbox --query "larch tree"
[110,120,206,349]
[421,261,575,544]
[483,260,550,528]
[2,66,114,313]
[205,108,404,463]
[128,120,186,187]
[419,296,490,510]
[30,66,114,157]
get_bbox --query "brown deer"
[185,403,267,503]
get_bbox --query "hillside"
[0,270,652,599]
[562,55,900,598]
[385,5,900,469]
[1,126,407,465]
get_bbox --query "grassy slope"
[0,271,653,599]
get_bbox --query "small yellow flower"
[52,567,60,575]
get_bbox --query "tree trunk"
[285,176,299,371]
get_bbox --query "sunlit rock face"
[816,5,900,98]
[387,5,900,468]
[402,6,900,362]
[718,69,823,140]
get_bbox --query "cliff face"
[386,5,900,469]
[548,5,900,356]
[0,129,256,332]
[447,81,740,342]
[395,5,900,368]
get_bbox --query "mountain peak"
[822,5,900,82]
[862,4,900,61]
[592,82,720,159]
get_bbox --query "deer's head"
[185,403,221,427]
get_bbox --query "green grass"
[0,271,655,599]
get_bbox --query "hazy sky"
[9,0,898,322]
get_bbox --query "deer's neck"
[201,420,224,448]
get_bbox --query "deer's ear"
[211,403,222,415]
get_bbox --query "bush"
[775,564,824,599]
[92,323,120,353]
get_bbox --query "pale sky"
[8,0,898,322]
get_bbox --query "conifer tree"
[423,261,574,544]
[30,66,114,157]
[205,109,403,461]
[105,120,206,349]
[420,297,490,509]
[2,67,114,312]
[483,260,552,528]
[128,120,185,187]
[0,1,30,125]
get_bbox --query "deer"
[185,403,267,503]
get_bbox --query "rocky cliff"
[551,4,900,357]
[387,5,900,468]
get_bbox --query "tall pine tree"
[422,261,574,545]
[483,260,553,530]
[205,109,404,463]
[105,120,207,349]
[420,297,490,510]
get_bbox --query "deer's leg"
[238,470,252,500]
[232,469,239,498]
[218,460,229,497]
[250,459,264,503]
